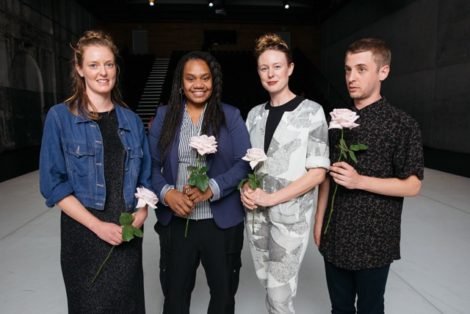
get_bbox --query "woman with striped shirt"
[148,51,251,314]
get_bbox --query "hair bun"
[254,33,292,63]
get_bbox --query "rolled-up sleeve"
[39,108,74,207]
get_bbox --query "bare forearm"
[57,195,102,233]
[272,168,326,205]
[132,206,148,229]
[330,162,422,197]
[315,178,330,223]
[357,175,422,197]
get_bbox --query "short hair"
[254,33,292,64]
[346,38,391,68]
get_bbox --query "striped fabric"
[175,105,213,220]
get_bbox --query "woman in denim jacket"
[39,30,151,313]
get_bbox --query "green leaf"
[187,165,197,172]
[188,172,209,192]
[119,212,134,226]
[248,176,260,189]
[196,179,209,192]
[349,150,358,163]
[339,138,348,150]
[349,143,368,151]
[122,225,135,242]
[133,227,143,238]
[340,150,348,160]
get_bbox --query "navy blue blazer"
[148,103,251,229]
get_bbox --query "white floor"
[0,168,469,314]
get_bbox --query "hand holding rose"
[329,161,362,190]
[323,108,367,234]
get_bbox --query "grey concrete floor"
[0,168,469,313]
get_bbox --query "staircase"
[136,57,169,128]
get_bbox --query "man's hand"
[329,161,362,189]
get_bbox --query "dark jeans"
[155,217,244,314]
[324,259,390,314]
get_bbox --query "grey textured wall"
[0,0,95,153]
[320,0,470,154]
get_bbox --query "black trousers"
[324,259,390,314]
[155,217,244,314]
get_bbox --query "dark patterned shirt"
[320,98,424,270]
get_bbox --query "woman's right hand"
[93,221,123,246]
[165,189,194,217]
[240,182,257,210]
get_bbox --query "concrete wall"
[0,0,95,153]
[320,0,470,154]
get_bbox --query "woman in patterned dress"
[240,33,330,314]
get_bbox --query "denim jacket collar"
[72,104,131,131]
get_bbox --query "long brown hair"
[65,30,126,119]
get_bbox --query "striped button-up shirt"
[160,105,221,220]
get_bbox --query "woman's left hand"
[132,207,148,229]
[246,188,276,207]
[184,185,213,204]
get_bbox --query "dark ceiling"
[75,0,350,24]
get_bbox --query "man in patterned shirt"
[314,38,424,313]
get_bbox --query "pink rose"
[189,135,218,156]
[134,187,158,210]
[242,148,268,169]
[329,108,360,129]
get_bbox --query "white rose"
[329,108,360,129]
[189,135,218,156]
[242,148,268,169]
[135,187,158,210]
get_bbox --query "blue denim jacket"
[39,103,152,211]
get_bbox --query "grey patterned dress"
[245,98,329,314]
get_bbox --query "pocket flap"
[65,142,95,157]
